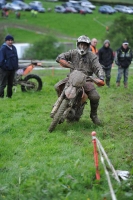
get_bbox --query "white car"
[121,6,133,14]
[29,1,43,8]
[13,1,31,11]
[2,3,22,11]
[70,0,96,9]
[80,1,96,9]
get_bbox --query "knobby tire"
[49,99,68,132]
[21,74,42,92]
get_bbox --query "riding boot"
[90,101,101,125]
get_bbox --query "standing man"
[55,35,104,125]
[98,40,114,87]
[0,35,18,98]
[115,41,132,88]
[90,38,98,55]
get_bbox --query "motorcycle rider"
[55,35,104,125]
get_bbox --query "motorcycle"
[48,70,105,132]
[13,61,43,92]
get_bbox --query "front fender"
[65,85,77,99]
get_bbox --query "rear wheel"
[49,99,68,132]
[21,74,42,92]
[66,103,86,122]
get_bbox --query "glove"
[99,76,104,81]
[68,61,74,69]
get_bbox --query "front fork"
[50,88,66,118]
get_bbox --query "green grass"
[0,68,133,199]
[0,4,133,198]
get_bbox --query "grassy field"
[0,68,133,200]
[0,1,133,199]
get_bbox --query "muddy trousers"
[86,89,101,124]
[0,68,15,98]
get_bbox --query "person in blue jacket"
[0,35,18,98]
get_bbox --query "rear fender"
[23,65,34,75]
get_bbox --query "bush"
[23,35,64,60]
[105,15,133,50]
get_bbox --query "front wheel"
[21,74,42,92]
[49,99,68,132]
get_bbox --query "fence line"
[19,60,133,69]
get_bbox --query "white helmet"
[77,35,91,55]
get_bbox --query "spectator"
[115,41,133,88]
[16,11,21,19]
[31,9,38,17]
[31,9,34,16]
[0,35,18,98]
[98,40,114,87]
[89,38,98,55]
[34,10,38,17]
[5,10,9,17]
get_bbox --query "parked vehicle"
[62,2,83,13]
[0,0,6,8]
[2,3,21,11]
[55,5,68,13]
[14,61,43,92]
[30,5,45,13]
[99,5,116,14]
[13,1,31,11]
[114,5,127,12]
[78,6,88,14]
[29,1,43,7]
[120,6,133,14]
[80,1,96,9]
[62,2,73,8]
[65,6,78,13]
[68,0,96,9]
[82,6,93,13]
[48,70,104,132]
[129,6,133,11]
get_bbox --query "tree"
[104,15,133,50]
[23,35,64,60]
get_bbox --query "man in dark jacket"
[115,41,132,88]
[0,35,18,98]
[98,40,114,87]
